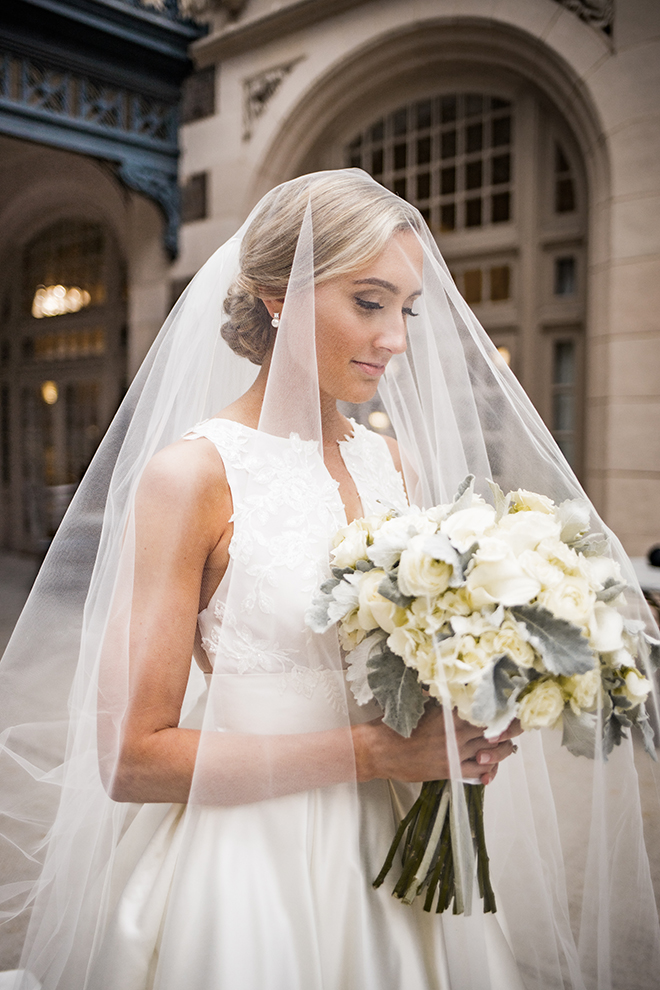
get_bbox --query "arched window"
[0,219,126,550]
[344,91,587,477]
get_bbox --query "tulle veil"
[0,169,658,989]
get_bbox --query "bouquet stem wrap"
[374,779,495,915]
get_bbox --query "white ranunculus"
[518,548,565,590]
[398,534,453,597]
[563,668,601,714]
[537,575,596,628]
[368,510,437,570]
[466,547,541,608]
[622,668,651,704]
[355,568,407,634]
[425,502,452,526]
[518,679,565,730]
[579,554,623,593]
[537,537,582,575]
[492,617,537,667]
[496,510,561,556]
[331,521,370,568]
[588,601,624,653]
[387,623,436,681]
[440,504,496,553]
[510,489,556,514]
[337,607,367,651]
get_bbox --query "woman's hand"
[353,706,522,786]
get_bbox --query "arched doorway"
[0,218,126,552]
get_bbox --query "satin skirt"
[89,674,525,990]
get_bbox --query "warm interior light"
[41,380,58,405]
[496,345,512,366]
[368,410,391,431]
[32,284,91,319]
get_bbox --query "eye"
[355,297,384,311]
[403,307,418,318]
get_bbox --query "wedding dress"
[89,418,524,990]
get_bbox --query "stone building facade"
[169,0,659,558]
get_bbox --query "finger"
[474,740,517,767]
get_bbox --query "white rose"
[356,568,407,634]
[518,549,565,590]
[496,511,562,556]
[588,601,624,653]
[622,668,651,704]
[331,521,370,568]
[537,575,596,628]
[338,607,367,651]
[398,534,453,597]
[466,543,541,608]
[440,504,496,553]
[368,510,437,570]
[537,537,582,575]
[425,502,452,526]
[510,489,556,514]
[563,668,601,714]
[518,680,565,730]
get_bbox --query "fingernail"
[478,752,492,765]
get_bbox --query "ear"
[259,297,285,320]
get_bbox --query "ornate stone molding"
[119,161,180,257]
[553,0,613,33]
[243,57,304,140]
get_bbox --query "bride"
[0,170,658,990]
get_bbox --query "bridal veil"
[0,169,658,989]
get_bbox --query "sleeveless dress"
[90,420,525,990]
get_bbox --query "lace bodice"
[183,419,407,703]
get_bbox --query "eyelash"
[355,297,418,318]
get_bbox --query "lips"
[352,360,387,377]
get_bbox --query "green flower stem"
[374,779,497,916]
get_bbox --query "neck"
[236,351,351,445]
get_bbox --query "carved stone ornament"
[119,161,180,259]
[553,0,613,33]
[243,57,304,141]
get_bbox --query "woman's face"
[314,230,423,405]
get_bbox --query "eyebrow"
[353,277,422,297]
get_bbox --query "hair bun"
[221,282,274,365]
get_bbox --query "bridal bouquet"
[306,477,659,915]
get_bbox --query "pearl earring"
[271,313,280,328]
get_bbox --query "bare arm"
[105,437,517,806]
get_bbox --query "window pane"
[393,177,407,199]
[441,131,457,159]
[554,257,576,296]
[553,392,575,432]
[417,136,431,165]
[371,148,383,175]
[371,120,384,142]
[416,173,431,200]
[555,178,575,213]
[554,341,575,385]
[393,108,407,136]
[492,116,511,147]
[491,191,510,223]
[491,153,510,184]
[490,266,510,301]
[440,203,455,231]
[416,100,432,129]
[466,160,483,190]
[441,167,456,195]
[465,198,482,227]
[466,123,483,154]
[555,143,570,174]
[440,95,456,122]
[394,143,407,170]
[465,94,484,116]
[464,269,482,303]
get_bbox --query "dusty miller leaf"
[562,707,597,759]
[633,702,658,761]
[377,572,414,608]
[471,654,527,728]
[305,594,335,633]
[367,643,427,737]
[603,711,629,758]
[344,632,384,706]
[595,578,628,603]
[446,475,475,516]
[570,533,609,557]
[642,632,660,671]
[355,559,374,572]
[511,605,595,676]
[487,479,511,523]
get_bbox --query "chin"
[338,381,380,405]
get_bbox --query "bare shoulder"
[136,437,231,545]
[383,434,403,474]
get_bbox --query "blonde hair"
[221,170,423,364]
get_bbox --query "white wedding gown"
[89,420,525,990]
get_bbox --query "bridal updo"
[221,169,422,365]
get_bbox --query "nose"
[376,313,408,356]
